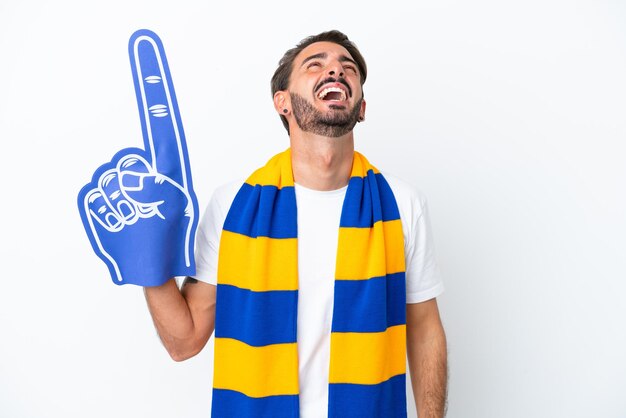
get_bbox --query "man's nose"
[328,62,344,78]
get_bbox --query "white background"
[1,0,625,417]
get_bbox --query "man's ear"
[273,91,291,115]
[359,99,367,122]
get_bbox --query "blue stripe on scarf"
[211,388,299,418]
[223,184,297,238]
[331,272,406,333]
[328,374,408,418]
[215,284,298,346]
[340,172,401,228]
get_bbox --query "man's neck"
[289,129,354,191]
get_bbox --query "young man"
[144,30,447,418]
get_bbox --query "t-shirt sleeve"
[385,173,445,304]
[404,195,445,303]
[193,181,241,285]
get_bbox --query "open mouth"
[317,85,349,102]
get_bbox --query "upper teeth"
[318,87,347,101]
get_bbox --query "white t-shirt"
[194,172,444,418]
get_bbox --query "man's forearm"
[143,278,197,361]
[407,300,448,418]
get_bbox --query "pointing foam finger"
[129,30,189,189]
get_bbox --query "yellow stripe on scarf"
[335,219,405,280]
[214,338,299,397]
[329,324,407,385]
[217,231,298,291]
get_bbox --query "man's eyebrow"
[339,55,357,66]
[301,52,327,67]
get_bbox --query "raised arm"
[407,298,448,418]
[144,277,216,361]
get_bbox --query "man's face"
[287,41,365,137]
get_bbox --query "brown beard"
[290,92,362,138]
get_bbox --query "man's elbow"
[169,352,193,362]
[161,335,208,362]
[167,344,202,362]
[161,325,214,362]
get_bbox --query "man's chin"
[291,92,362,137]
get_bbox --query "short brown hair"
[271,30,367,133]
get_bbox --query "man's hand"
[407,298,448,418]
[78,30,199,286]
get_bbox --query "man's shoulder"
[210,178,245,207]
[199,179,245,227]
[380,171,428,213]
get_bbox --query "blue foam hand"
[78,30,199,286]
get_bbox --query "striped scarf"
[211,149,408,418]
